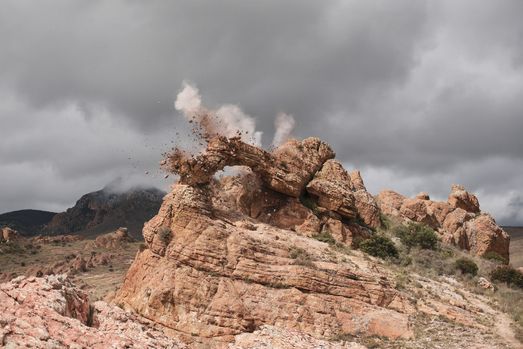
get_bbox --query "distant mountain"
[0,209,57,235]
[43,187,165,239]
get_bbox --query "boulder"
[1,226,20,242]
[465,214,510,260]
[349,170,366,191]
[448,184,480,213]
[352,189,381,229]
[415,192,430,200]
[306,160,357,219]
[399,198,438,228]
[376,190,406,216]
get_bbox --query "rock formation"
[88,227,135,249]
[115,135,413,346]
[0,226,20,243]
[0,275,187,348]
[376,186,510,260]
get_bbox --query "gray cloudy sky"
[1,1,522,225]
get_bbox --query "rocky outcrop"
[89,227,135,249]
[448,184,480,213]
[305,160,380,228]
[376,186,510,260]
[164,136,335,197]
[306,160,358,219]
[114,136,415,346]
[0,226,20,242]
[115,183,412,344]
[0,275,186,348]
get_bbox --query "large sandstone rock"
[306,160,357,219]
[164,136,335,197]
[375,190,406,216]
[399,198,438,228]
[465,214,510,260]
[115,184,413,345]
[306,160,380,228]
[448,184,480,213]
[376,185,510,260]
[0,275,186,348]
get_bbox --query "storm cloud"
[1,0,522,225]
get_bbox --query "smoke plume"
[272,112,296,147]
[174,81,262,146]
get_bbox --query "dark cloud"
[0,0,522,225]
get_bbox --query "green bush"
[359,234,398,259]
[312,230,336,245]
[490,266,523,289]
[299,194,319,215]
[157,227,172,243]
[454,257,478,276]
[482,251,508,265]
[393,223,439,250]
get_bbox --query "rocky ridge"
[376,185,510,260]
[114,133,511,346]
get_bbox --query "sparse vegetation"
[157,227,172,243]
[289,247,314,267]
[312,230,336,245]
[393,222,439,250]
[454,257,478,276]
[490,265,523,289]
[299,194,320,215]
[359,234,398,259]
[379,213,393,230]
[482,251,508,265]
[493,285,523,343]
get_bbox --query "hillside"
[0,209,56,235]
[44,187,165,239]
[1,133,522,348]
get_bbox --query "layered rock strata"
[115,137,410,345]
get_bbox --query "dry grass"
[0,238,140,300]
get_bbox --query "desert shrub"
[300,194,319,215]
[379,213,393,230]
[482,251,508,265]
[407,248,455,276]
[490,266,523,289]
[393,223,439,250]
[289,247,314,267]
[359,234,398,259]
[157,227,172,243]
[312,230,336,245]
[454,257,478,276]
